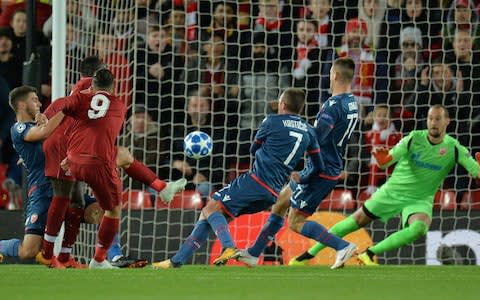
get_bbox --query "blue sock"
[207,211,234,248]
[171,219,210,265]
[300,221,349,250]
[107,233,122,261]
[248,214,284,257]
[0,239,20,256]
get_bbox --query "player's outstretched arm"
[372,146,393,168]
[23,111,65,142]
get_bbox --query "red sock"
[58,207,84,263]
[124,159,166,192]
[93,215,119,262]
[42,196,70,259]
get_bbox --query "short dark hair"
[80,56,104,77]
[9,85,37,111]
[92,68,114,90]
[333,57,355,84]
[281,88,305,114]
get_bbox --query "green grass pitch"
[1,265,479,300]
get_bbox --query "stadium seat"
[433,190,456,210]
[122,190,153,209]
[460,189,480,210]
[156,190,203,209]
[318,189,355,210]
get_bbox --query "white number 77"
[284,131,303,166]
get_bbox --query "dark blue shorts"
[211,173,277,218]
[289,177,338,215]
[25,183,53,235]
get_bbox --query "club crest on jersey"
[30,213,38,224]
[16,123,26,133]
[439,148,447,156]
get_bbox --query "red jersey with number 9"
[61,90,126,165]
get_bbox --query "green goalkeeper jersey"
[383,130,480,200]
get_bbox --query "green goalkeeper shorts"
[363,187,433,227]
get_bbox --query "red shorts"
[67,155,121,211]
[44,139,74,181]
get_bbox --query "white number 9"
[88,94,110,119]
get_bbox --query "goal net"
[63,0,480,265]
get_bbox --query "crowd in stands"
[1,0,479,209]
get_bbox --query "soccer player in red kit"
[54,69,126,268]
[37,57,185,268]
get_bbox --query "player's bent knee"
[409,220,428,238]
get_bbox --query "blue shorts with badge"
[289,176,338,215]
[25,183,53,235]
[211,173,277,218]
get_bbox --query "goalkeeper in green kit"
[290,105,480,266]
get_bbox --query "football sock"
[124,159,166,192]
[369,220,428,255]
[307,216,360,256]
[58,207,83,263]
[94,215,119,262]
[43,196,70,259]
[248,213,284,257]
[171,219,210,265]
[107,233,123,261]
[207,212,234,248]
[300,221,349,251]
[0,239,20,256]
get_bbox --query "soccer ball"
[183,131,213,160]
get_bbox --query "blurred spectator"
[0,76,13,164]
[406,61,470,132]
[378,0,404,63]
[402,0,443,60]
[358,0,387,49]
[238,31,288,157]
[121,106,171,187]
[7,9,48,62]
[163,6,189,56]
[182,32,239,127]
[134,25,185,125]
[305,0,333,49]
[330,0,359,47]
[444,0,480,49]
[363,105,402,194]
[95,31,132,105]
[320,18,376,113]
[390,27,425,116]
[254,0,294,66]
[0,28,22,90]
[0,0,51,29]
[292,18,321,120]
[171,95,229,199]
[111,1,137,57]
[199,1,244,59]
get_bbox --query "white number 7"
[284,131,303,166]
[88,94,111,119]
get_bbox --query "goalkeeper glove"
[372,147,393,167]
[476,152,480,165]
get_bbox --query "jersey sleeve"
[314,107,336,143]
[456,144,480,178]
[250,116,270,154]
[44,97,67,119]
[11,123,31,142]
[60,94,81,116]
[388,131,414,166]
[299,130,324,184]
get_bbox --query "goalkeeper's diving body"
[290,104,480,266]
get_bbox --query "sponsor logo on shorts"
[222,195,231,202]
